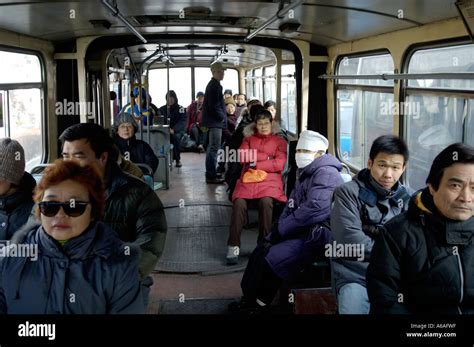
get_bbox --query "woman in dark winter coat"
[114,112,158,174]
[0,138,35,240]
[231,131,343,311]
[0,160,144,314]
[159,90,187,167]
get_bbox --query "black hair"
[249,104,265,122]
[255,109,273,123]
[369,135,409,164]
[110,91,117,100]
[264,100,276,109]
[426,142,474,190]
[165,90,178,104]
[59,123,115,159]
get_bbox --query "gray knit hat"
[0,138,25,185]
[114,112,139,133]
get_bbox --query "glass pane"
[8,89,43,171]
[337,54,394,86]
[466,100,474,147]
[0,92,4,135]
[264,66,275,77]
[408,44,474,90]
[0,51,42,83]
[149,68,192,108]
[245,70,253,97]
[194,67,212,99]
[222,69,239,97]
[281,64,295,77]
[254,68,263,101]
[337,89,394,169]
[264,78,275,103]
[121,79,130,108]
[405,94,466,190]
[281,78,296,134]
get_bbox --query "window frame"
[334,50,395,172]
[0,45,47,169]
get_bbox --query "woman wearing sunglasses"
[0,160,144,314]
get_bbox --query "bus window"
[254,67,263,101]
[467,100,474,148]
[0,50,44,171]
[0,92,3,130]
[336,53,394,169]
[263,65,276,102]
[8,89,43,170]
[405,43,474,190]
[245,70,253,97]
[149,67,192,107]
[150,67,239,107]
[221,68,239,98]
[337,89,394,169]
[281,64,296,134]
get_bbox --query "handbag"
[242,168,267,183]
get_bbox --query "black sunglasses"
[39,201,90,217]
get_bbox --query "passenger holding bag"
[226,109,287,265]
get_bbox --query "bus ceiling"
[0,0,461,47]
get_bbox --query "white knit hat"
[296,130,329,153]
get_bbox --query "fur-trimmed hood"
[242,121,282,138]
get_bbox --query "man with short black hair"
[367,143,474,314]
[331,135,411,314]
[59,123,167,308]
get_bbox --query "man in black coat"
[367,143,474,314]
[202,62,227,184]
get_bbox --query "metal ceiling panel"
[0,0,461,45]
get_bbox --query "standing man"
[59,123,167,308]
[367,143,474,314]
[330,135,411,314]
[202,62,227,184]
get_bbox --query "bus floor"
[148,151,258,314]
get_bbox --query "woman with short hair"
[0,160,144,314]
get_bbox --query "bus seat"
[340,162,352,183]
[134,163,155,190]
[29,164,52,183]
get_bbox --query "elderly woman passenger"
[0,160,144,314]
[226,109,287,265]
[115,112,158,175]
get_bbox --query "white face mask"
[295,153,315,168]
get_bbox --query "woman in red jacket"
[226,109,287,265]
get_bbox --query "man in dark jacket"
[367,143,474,314]
[59,123,167,308]
[231,131,343,311]
[331,135,411,314]
[114,112,158,174]
[0,138,35,240]
[202,62,227,183]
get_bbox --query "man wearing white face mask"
[231,130,344,312]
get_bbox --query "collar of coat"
[355,168,410,208]
[12,221,136,260]
[413,188,474,245]
[242,121,282,138]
